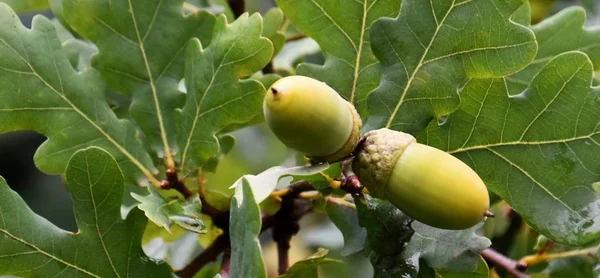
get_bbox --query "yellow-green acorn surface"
[353,128,490,230]
[263,76,362,162]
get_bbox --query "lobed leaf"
[230,178,267,278]
[367,0,537,133]
[0,5,155,185]
[1,0,49,13]
[0,147,171,277]
[422,52,600,245]
[177,13,273,171]
[277,0,401,116]
[280,248,342,278]
[61,0,216,161]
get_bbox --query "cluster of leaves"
[0,0,600,277]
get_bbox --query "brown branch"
[481,248,529,278]
[176,181,315,277]
[162,168,193,199]
[227,0,245,18]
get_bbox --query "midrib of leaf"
[179,35,267,171]
[85,155,121,278]
[0,228,100,277]
[385,0,467,128]
[0,36,160,186]
[126,0,175,169]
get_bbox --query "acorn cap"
[308,102,362,163]
[352,128,416,197]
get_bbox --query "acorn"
[352,128,490,230]
[263,76,362,163]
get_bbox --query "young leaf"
[61,0,216,166]
[356,197,490,276]
[367,0,537,133]
[177,14,273,171]
[422,52,600,246]
[230,178,267,278]
[131,186,206,234]
[507,7,600,95]
[276,0,401,115]
[0,5,156,185]
[0,147,171,277]
[280,248,342,278]
[230,163,329,203]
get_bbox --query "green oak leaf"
[326,197,367,256]
[132,186,206,234]
[356,196,490,276]
[230,163,329,204]
[61,0,216,161]
[202,134,235,173]
[276,0,401,116]
[367,0,537,133]
[280,248,342,278]
[262,7,285,56]
[272,38,320,74]
[1,0,49,13]
[0,5,156,185]
[418,257,488,278]
[507,7,600,95]
[177,13,273,171]
[422,51,600,245]
[230,178,267,278]
[0,147,171,277]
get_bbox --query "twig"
[285,33,307,42]
[276,238,291,275]
[175,234,230,278]
[481,248,529,278]
[162,168,193,199]
[220,247,231,278]
[227,0,245,18]
[519,246,599,267]
[177,181,315,277]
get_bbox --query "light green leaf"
[61,0,216,160]
[202,134,235,173]
[1,0,49,13]
[230,178,266,278]
[177,14,273,171]
[132,186,206,234]
[272,38,320,74]
[367,0,537,133]
[230,163,329,204]
[422,51,600,245]
[507,7,600,95]
[277,0,401,116]
[356,196,490,276]
[262,8,285,56]
[0,147,171,277]
[0,5,156,185]
[280,248,343,278]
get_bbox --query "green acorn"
[263,76,362,163]
[353,128,490,230]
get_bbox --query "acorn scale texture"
[353,128,490,230]
[264,76,362,163]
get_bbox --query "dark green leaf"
[177,14,273,171]
[507,7,600,95]
[0,5,155,185]
[1,0,49,13]
[230,178,266,278]
[367,0,537,133]
[61,0,216,159]
[277,0,401,115]
[422,51,600,245]
[280,248,343,278]
[132,186,206,234]
[356,196,490,276]
[0,147,171,277]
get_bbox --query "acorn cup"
[352,128,491,230]
[263,76,362,163]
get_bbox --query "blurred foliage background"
[1,0,598,277]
